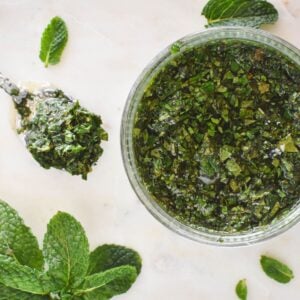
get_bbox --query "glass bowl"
[121,27,300,246]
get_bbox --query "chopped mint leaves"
[24,94,108,180]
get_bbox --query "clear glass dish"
[121,27,300,247]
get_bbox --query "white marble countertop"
[0,0,299,299]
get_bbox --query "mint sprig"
[0,200,142,299]
[39,16,68,67]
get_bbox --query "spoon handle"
[0,73,30,104]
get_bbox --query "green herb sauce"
[133,39,300,232]
[19,93,108,180]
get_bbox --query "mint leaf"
[86,245,142,299]
[43,212,89,289]
[0,255,52,294]
[260,255,294,283]
[202,0,278,28]
[219,145,233,162]
[88,244,142,275]
[39,16,68,67]
[75,266,137,299]
[0,285,47,300]
[236,279,247,300]
[0,200,44,270]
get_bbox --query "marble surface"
[0,0,299,299]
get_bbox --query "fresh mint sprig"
[0,200,142,299]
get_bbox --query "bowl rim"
[120,26,300,247]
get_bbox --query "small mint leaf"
[0,255,53,294]
[236,279,247,300]
[39,16,68,67]
[43,212,89,289]
[260,255,294,283]
[0,200,44,270]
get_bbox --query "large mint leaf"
[43,212,89,289]
[0,285,48,300]
[202,0,278,28]
[0,200,44,270]
[0,255,53,294]
[88,244,142,275]
[86,245,142,299]
[39,16,68,67]
[75,266,137,299]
